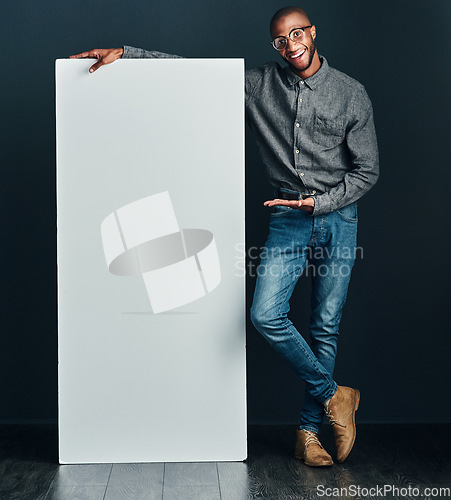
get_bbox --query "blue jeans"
[250,189,358,434]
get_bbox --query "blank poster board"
[56,58,246,464]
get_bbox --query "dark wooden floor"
[0,423,449,499]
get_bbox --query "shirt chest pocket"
[313,115,345,149]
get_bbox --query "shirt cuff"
[122,45,144,59]
[311,194,332,216]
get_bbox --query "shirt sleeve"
[122,45,183,59]
[312,86,380,216]
[244,66,264,103]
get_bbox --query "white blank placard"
[56,58,246,463]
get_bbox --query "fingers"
[263,198,303,208]
[69,50,97,59]
[263,198,286,207]
[68,49,104,72]
[89,59,106,73]
[68,48,121,73]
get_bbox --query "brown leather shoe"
[294,429,334,467]
[325,385,360,463]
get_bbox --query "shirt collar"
[284,54,329,90]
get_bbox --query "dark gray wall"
[1,0,450,424]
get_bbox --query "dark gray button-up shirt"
[122,45,379,215]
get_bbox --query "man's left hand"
[263,197,315,213]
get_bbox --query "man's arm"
[121,45,182,60]
[69,45,182,72]
[312,86,380,216]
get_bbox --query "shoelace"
[303,430,323,449]
[324,407,346,428]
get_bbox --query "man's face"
[270,13,317,74]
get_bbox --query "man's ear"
[310,25,317,40]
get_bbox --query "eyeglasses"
[270,26,312,51]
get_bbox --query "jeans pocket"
[336,202,358,222]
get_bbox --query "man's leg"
[250,209,337,411]
[298,252,355,432]
[298,203,359,458]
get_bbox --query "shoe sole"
[336,389,360,463]
[295,455,334,467]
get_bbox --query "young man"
[71,6,379,466]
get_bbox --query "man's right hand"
[69,48,124,73]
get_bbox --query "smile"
[289,48,306,60]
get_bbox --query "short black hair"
[270,6,311,30]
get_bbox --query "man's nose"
[286,38,298,50]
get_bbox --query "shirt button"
[312,190,316,194]
[299,98,303,102]
[295,123,300,127]
[300,173,305,176]
[300,81,305,85]
[295,149,300,154]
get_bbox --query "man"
[71,5,379,466]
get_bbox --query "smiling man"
[271,10,320,76]
[71,5,379,466]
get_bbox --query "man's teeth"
[290,49,306,59]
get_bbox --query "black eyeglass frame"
[270,26,312,51]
